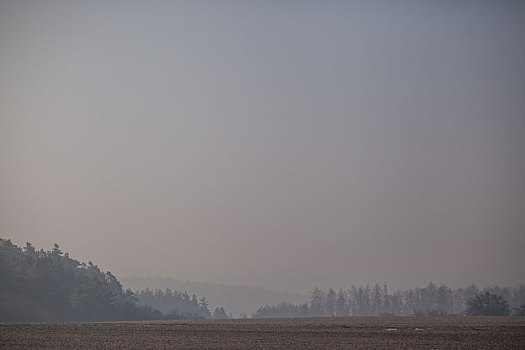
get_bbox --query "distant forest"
[122,276,306,317]
[0,239,227,322]
[254,284,525,318]
[2,238,524,321]
[135,289,229,319]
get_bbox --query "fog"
[1,1,524,294]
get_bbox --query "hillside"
[0,239,222,321]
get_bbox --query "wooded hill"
[0,238,225,322]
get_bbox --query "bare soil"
[1,316,524,349]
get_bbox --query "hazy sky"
[1,0,524,293]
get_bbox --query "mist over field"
[1,0,524,301]
[121,276,307,317]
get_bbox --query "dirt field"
[1,316,524,349]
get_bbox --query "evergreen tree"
[310,286,325,316]
[325,289,336,316]
[0,238,165,321]
[198,297,212,318]
[371,284,382,316]
[213,307,228,319]
[335,289,348,316]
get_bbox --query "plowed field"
[1,316,524,349]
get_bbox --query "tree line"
[135,288,229,319]
[2,238,523,321]
[0,238,227,321]
[253,283,525,318]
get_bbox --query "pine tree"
[198,297,212,318]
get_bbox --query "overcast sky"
[1,0,524,293]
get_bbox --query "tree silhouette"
[198,297,212,318]
[310,286,325,316]
[511,305,525,316]
[213,307,228,319]
[254,284,525,318]
[466,292,509,316]
[0,238,184,321]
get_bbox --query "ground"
[1,316,524,349]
